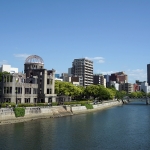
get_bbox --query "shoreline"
[0,100,123,126]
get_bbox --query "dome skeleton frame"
[25,55,44,64]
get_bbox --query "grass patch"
[81,103,93,109]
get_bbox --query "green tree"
[0,71,10,82]
[115,91,126,100]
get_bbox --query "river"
[0,100,150,150]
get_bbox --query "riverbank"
[0,100,123,125]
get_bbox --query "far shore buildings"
[110,72,128,84]
[0,55,56,103]
[0,64,18,73]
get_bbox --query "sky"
[0,0,150,83]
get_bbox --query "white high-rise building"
[71,58,93,86]
[0,64,18,73]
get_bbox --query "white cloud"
[14,54,30,60]
[85,56,105,63]
[126,69,146,82]
[0,60,8,65]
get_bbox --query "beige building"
[119,83,133,94]
[0,55,56,103]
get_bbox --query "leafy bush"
[63,101,93,109]
[14,107,25,117]
[81,103,93,109]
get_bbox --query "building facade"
[110,72,128,84]
[119,83,133,94]
[0,64,18,73]
[0,55,56,103]
[140,82,150,93]
[147,64,150,85]
[93,74,106,87]
[71,58,93,86]
[104,74,110,87]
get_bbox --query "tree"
[115,91,126,100]
[0,71,10,82]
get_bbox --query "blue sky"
[0,0,150,83]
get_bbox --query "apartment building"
[93,74,106,87]
[119,83,133,94]
[71,58,93,86]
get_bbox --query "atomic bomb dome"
[25,55,44,64]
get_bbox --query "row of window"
[3,87,38,94]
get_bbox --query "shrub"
[81,103,93,109]
[18,103,34,107]
[14,107,25,117]
[1,103,16,108]
[52,102,57,106]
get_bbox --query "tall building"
[104,74,110,87]
[147,64,150,85]
[71,58,93,86]
[110,72,128,84]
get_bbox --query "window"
[25,88,31,94]
[47,79,50,84]
[47,89,49,94]
[25,98,30,103]
[33,88,37,94]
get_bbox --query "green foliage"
[1,103,16,108]
[0,71,10,82]
[64,101,93,109]
[18,103,34,107]
[115,91,126,100]
[128,91,146,98]
[147,92,150,97]
[64,101,91,105]
[81,103,93,109]
[14,107,25,117]
[55,81,83,98]
[52,102,57,106]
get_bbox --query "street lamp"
[16,88,18,106]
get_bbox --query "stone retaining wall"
[0,100,123,124]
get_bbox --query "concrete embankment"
[72,100,123,114]
[0,100,123,125]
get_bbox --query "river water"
[0,101,150,150]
